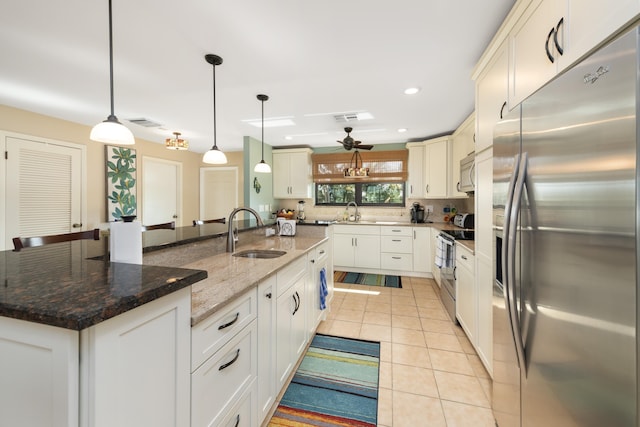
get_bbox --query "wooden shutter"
[312,150,408,183]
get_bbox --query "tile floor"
[316,276,494,427]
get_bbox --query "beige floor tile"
[365,301,392,314]
[379,361,392,389]
[418,306,450,321]
[416,298,445,310]
[478,377,493,403]
[421,318,456,335]
[392,327,426,347]
[391,314,423,330]
[391,342,431,369]
[328,320,361,338]
[391,303,419,317]
[429,349,475,376]
[391,295,416,307]
[453,324,467,337]
[414,289,439,301]
[425,331,465,353]
[334,308,364,323]
[340,300,367,312]
[377,387,393,427]
[468,354,491,379]
[379,341,392,363]
[316,320,333,335]
[368,293,391,304]
[441,400,496,427]
[360,323,391,342]
[433,370,491,408]
[392,391,447,427]
[392,364,439,398]
[363,311,391,326]
[457,333,477,355]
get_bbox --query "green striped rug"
[334,271,402,288]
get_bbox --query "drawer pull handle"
[234,414,240,427]
[392,256,401,259]
[392,229,401,232]
[319,250,325,255]
[392,239,401,242]
[218,312,240,330]
[218,349,240,371]
[461,255,468,260]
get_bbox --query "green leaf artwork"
[106,146,137,220]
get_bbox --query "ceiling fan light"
[90,116,135,145]
[203,145,228,164]
[254,160,272,173]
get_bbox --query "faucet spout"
[346,201,359,222]
[227,207,264,253]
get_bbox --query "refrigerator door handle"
[502,154,520,356]
[508,152,528,374]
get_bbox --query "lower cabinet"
[306,241,332,337]
[257,276,277,424]
[412,227,432,273]
[333,225,381,270]
[431,228,442,287]
[380,226,413,271]
[455,243,476,343]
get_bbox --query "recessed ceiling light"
[398,128,407,133]
[404,87,421,95]
[243,116,295,128]
[284,136,293,140]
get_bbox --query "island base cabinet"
[257,276,277,424]
[0,317,79,427]
[82,287,192,427]
[191,321,258,427]
[217,379,258,427]
[276,277,307,391]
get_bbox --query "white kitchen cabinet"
[424,137,449,198]
[256,276,277,424]
[272,148,313,199]
[475,40,508,152]
[0,317,79,427]
[476,256,493,375]
[217,380,258,427]
[455,243,476,345]
[276,258,308,390]
[430,228,442,287]
[306,241,331,337]
[412,227,432,274]
[380,226,413,271]
[450,113,475,198]
[332,225,381,270]
[406,144,425,198]
[85,287,192,427]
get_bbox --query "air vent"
[128,118,162,128]
[333,112,374,123]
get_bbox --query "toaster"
[453,213,474,229]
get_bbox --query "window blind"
[311,150,408,183]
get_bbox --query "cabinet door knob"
[310,259,315,263]
[72,223,82,228]
[265,292,272,299]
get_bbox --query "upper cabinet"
[272,148,313,199]
[449,113,475,198]
[475,40,508,152]
[406,144,425,198]
[510,0,640,106]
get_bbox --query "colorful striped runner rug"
[269,334,380,427]
[334,270,402,288]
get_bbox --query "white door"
[142,157,181,226]
[3,133,85,250]
[200,167,238,221]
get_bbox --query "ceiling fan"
[337,127,373,151]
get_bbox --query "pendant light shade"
[254,94,271,173]
[202,54,228,164]
[90,0,134,145]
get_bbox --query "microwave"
[459,152,475,193]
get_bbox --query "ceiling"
[0,0,514,154]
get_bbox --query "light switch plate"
[425,205,434,213]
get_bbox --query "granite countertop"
[0,241,207,330]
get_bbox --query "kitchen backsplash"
[276,196,474,223]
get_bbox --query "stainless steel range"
[436,229,474,323]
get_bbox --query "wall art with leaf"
[106,146,137,220]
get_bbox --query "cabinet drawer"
[332,224,380,235]
[218,379,257,427]
[192,288,257,371]
[315,241,329,261]
[191,321,257,427]
[381,226,412,237]
[456,244,474,271]
[381,253,413,271]
[277,256,307,297]
[381,235,412,253]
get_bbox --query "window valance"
[311,150,408,183]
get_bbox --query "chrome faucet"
[227,207,264,252]
[346,201,360,222]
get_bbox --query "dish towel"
[319,267,328,310]
[435,235,445,269]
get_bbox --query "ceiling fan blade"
[358,145,374,150]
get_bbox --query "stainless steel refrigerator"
[492,24,638,427]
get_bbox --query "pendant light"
[202,54,228,164]
[165,131,189,150]
[254,94,272,173]
[90,0,135,145]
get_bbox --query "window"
[315,182,405,206]
[312,149,407,207]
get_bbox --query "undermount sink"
[232,249,287,259]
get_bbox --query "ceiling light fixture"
[202,54,228,164]
[90,0,135,145]
[404,87,421,95]
[165,131,189,150]
[398,128,408,133]
[254,94,271,173]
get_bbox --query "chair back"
[193,218,226,226]
[141,221,176,231]
[13,228,100,252]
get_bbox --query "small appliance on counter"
[297,200,306,221]
[453,213,474,229]
[276,217,296,236]
[410,202,427,223]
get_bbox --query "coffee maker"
[410,202,426,223]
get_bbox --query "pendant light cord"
[108,0,115,119]
[212,63,217,149]
[261,98,264,159]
